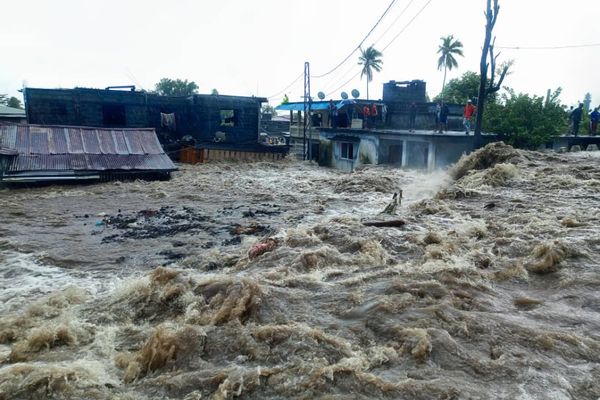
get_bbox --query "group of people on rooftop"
[327,100,385,129]
[315,97,598,137]
[569,103,599,136]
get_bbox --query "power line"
[372,0,417,45]
[325,0,433,98]
[497,43,600,50]
[312,0,398,79]
[325,70,361,98]
[317,0,415,92]
[322,65,357,94]
[382,0,434,52]
[267,72,304,101]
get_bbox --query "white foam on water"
[0,250,119,314]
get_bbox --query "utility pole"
[474,0,508,148]
[303,61,312,161]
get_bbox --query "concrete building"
[276,99,385,160]
[23,87,288,162]
[319,128,498,172]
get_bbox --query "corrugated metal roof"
[0,124,176,175]
[0,105,26,117]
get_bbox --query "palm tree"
[437,35,464,101]
[358,46,383,100]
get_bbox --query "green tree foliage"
[7,97,23,109]
[358,46,383,100]
[152,78,199,96]
[583,92,592,111]
[434,71,480,104]
[0,94,23,109]
[483,88,567,149]
[261,104,277,117]
[437,35,464,101]
[211,88,219,95]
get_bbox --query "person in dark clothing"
[328,100,337,128]
[408,102,417,132]
[571,103,584,136]
[567,106,574,134]
[311,112,322,127]
[589,107,599,136]
[439,102,449,133]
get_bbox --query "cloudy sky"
[1,0,598,107]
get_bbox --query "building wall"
[24,88,264,146]
[0,117,26,124]
[321,129,490,172]
[357,136,379,165]
[386,103,465,131]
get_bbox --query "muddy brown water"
[0,144,599,399]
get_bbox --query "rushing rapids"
[0,143,599,399]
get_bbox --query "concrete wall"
[357,136,379,165]
[322,130,487,172]
[24,88,264,146]
[330,140,358,172]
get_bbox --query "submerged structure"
[276,79,495,171]
[0,124,176,183]
[23,87,288,163]
[319,127,497,171]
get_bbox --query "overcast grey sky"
[1,0,598,107]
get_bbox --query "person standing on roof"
[571,103,583,136]
[439,102,449,133]
[463,99,476,135]
[363,104,371,129]
[370,103,378,128]
[408,102,417,132]
[329,100,337,129]
[590,107,599,136]
[381,103,388,126]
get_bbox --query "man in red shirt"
[463,99,476,135]
[363,105,371,129]
[370,103,378,128]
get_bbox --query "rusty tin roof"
[0,124,176,178]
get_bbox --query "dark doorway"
[388,144,403,165]
[406,142,429,169]
[102,104,126,126]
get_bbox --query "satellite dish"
[317,91,325,100]
[341,92,349,100]
[351,89,360,99]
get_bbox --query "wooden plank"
[362,219,406,228]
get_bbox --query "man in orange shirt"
[463,99,476,135]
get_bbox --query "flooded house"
[23,87,288,163]
[276,99,385,160]
[276,80,495,171]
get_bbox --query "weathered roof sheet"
[0,124,176,177]
[0,105,26,118]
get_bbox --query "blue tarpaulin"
[276,99,378,112]
[276,102,331,111]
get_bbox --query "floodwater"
[0,143,599,400]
